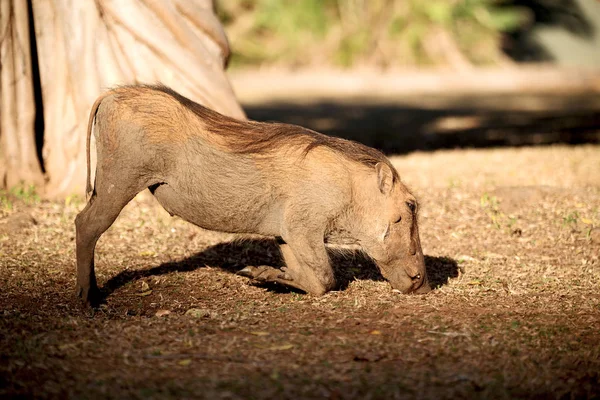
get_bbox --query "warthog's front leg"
[278,241,335,295]
[238,239,335,295]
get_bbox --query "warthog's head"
[354,162,430,294]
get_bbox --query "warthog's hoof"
[237,265,285,281]
[237,266,309,293]
[76,284,102,308]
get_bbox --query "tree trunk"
[1,0,244,197]
[0,0,44,189]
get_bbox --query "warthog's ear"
[376,162,394,195]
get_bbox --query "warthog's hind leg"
[74,181,141,307]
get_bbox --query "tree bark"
[1,0,244,197]
[0,0,44,189]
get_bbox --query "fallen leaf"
[247,331,270,336]
[185,308,211,318]
[254,343,294,351]
[353,353,384,362]
[155,309,170,317]
[581,218,593,225]
[140,281,150,291]
[136,290,153,297]
[370,330,382,335]
[139,250,156,257]
[178,359,192,366]
[428,330,470,338]
[467,280,482,286]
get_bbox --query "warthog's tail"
[85,92,111,199]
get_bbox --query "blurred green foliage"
[217,0,531,68]
[0,183,40,212]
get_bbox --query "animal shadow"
[101,238,459,297]
[424,255,460,289]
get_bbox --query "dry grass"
[1,145,599,399]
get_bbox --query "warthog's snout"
[412,272,431,294]
[381,259,431,295]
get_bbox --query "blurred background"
[219,0,600,153]
[218,0,600,68]
[1,0,599,197]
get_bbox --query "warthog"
[75,85,430,306]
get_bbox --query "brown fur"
[109,85,399,178]
[76,85,429,307]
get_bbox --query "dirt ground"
[1,144,599,399]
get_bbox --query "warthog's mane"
[121,84,398,180]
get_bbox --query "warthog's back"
[100,85,397,174]
[91,85,384,235]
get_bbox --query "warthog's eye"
[406,201,416,214]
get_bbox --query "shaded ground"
[1,144,599,399]
[243,92,600,154]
